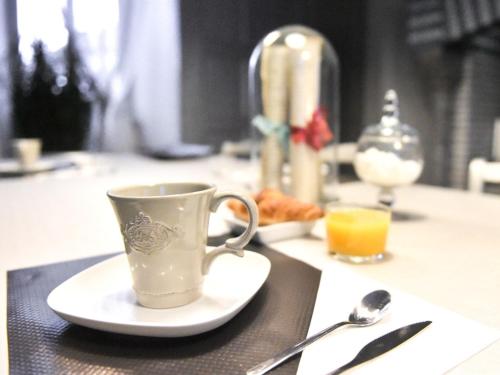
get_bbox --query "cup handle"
[202,192,258,274]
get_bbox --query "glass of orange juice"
[325,202,391,263]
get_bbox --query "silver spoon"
[246,290,391,375]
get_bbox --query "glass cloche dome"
[248,25,340,203]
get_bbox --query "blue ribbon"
[252,115,289,149]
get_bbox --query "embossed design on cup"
[122,212,182,255]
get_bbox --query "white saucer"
[47,250,271,337]
[0,158,74,177]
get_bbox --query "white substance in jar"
[354,147,423,187]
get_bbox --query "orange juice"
[325,207,390,259]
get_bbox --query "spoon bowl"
[246,289,391,375]
[349,289,391,326]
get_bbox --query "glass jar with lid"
[354,90,424,206]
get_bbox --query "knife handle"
[247,321,350,375]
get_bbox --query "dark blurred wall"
[180,0,367,148]
[362,0,436,184]
[367,0,500,188]
[180,0,500,188]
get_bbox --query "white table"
[1,153,499,374]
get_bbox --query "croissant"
[228,188,323,226]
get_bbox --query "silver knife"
[327,321,432,374]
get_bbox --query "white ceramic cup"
[107,182,258,309]
[13,138,42,168]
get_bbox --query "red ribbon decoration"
[291,109,334,151]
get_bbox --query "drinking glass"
[325,202,391,263]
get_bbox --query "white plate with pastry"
[224,212,317,244]
[224,188,323,244]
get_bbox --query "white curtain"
[103,0,181,152]
[0,1,10,156]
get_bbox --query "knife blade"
[327,321,432,375]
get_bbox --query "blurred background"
[0,0,500,189]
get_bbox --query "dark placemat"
[8,237,321,374]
